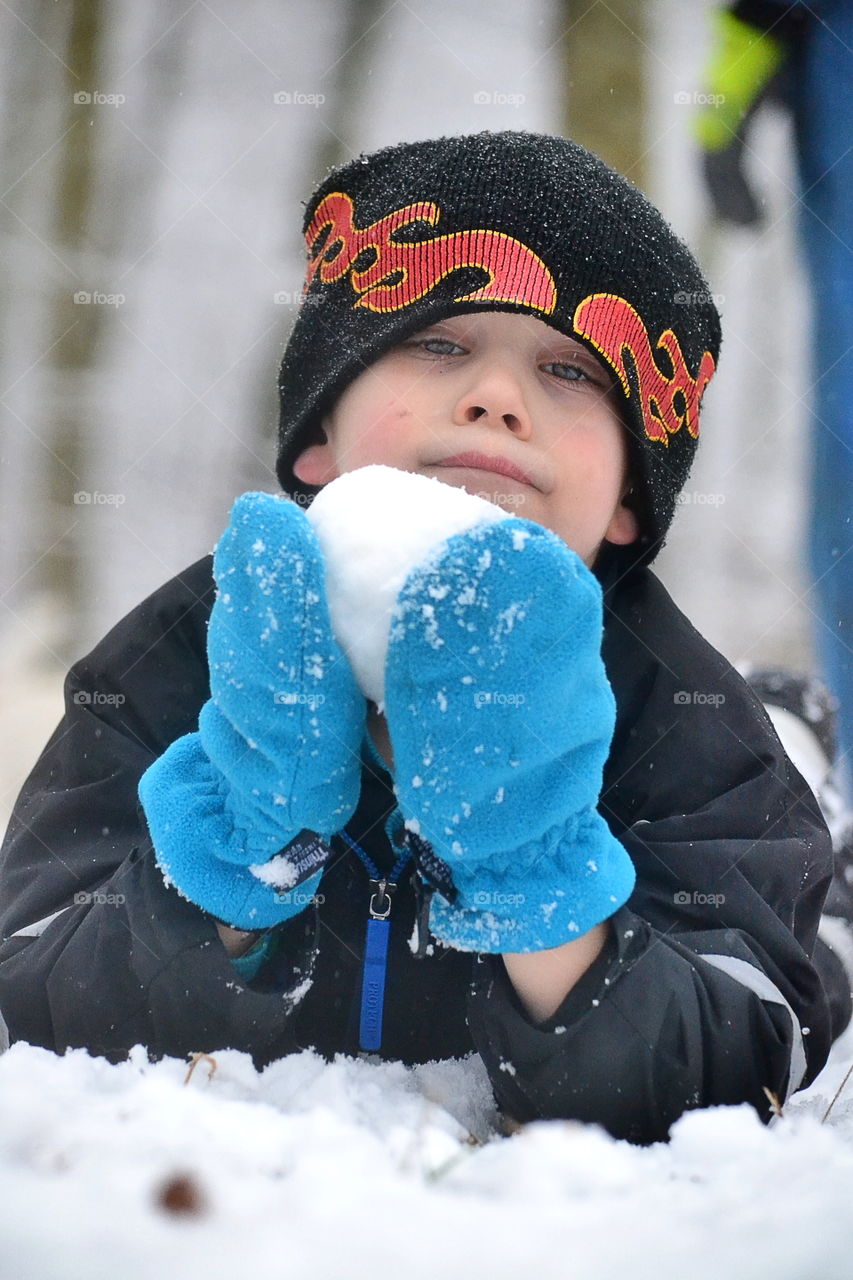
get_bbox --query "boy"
[0,132,848,1145]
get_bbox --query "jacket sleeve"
[466,574,835,1144]
[0,560,318,1064]
[730,1,812,37]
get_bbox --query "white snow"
[305,466,507,706]
[1,1034,853,1278]
[247,854,299,890]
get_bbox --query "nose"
[452,359,533,437]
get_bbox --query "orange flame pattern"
[574,293,716,445]
[304,192,557,315]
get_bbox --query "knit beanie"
[276,131,721,559]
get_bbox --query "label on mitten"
[403,828,458,904]
[285,830,332,881]
[249,830,332,890]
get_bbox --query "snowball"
[305,466,507,705]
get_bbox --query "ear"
[292,439,339,486]
[603,492,640,547]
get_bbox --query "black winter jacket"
[0,556,837,1144]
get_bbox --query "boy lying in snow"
[1,132,850,1145]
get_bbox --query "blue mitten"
[384,518,636,953]
[139,492,366,929]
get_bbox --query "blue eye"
[412,337,465,355]
[545,361,612,391]
[545,362,591,382]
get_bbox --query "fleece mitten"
[384,518,635,953]
[139,492,365,929]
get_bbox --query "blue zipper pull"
[340,820,411,1055]
[359,877,396,1052]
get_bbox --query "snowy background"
[0,0,813,832]
[1,2,843,1275]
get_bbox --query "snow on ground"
[2,1030,853,1280]
[3,534,853,1280]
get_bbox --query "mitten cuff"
[140,731,305,866]
[167,854,324,931]
[427,808,635,953]
[139,732,332,928]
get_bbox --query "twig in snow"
[184,1052,217,1085]
[763,1087,784,1118]
[821,1060,853,1124]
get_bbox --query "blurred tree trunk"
[45,0,105,640]
[310,0,387,184]
[0,1,80,655]
[557,0,649,189]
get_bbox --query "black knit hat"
[276,131,721,559]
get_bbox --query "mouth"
[431,452,539,490]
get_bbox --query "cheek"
[340,400,417,467]
[588,423,629,500]
[562,435,625,501]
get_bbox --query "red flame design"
[305,192,557,315]
[574,293,716,444]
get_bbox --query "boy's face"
[292,310,639,565]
